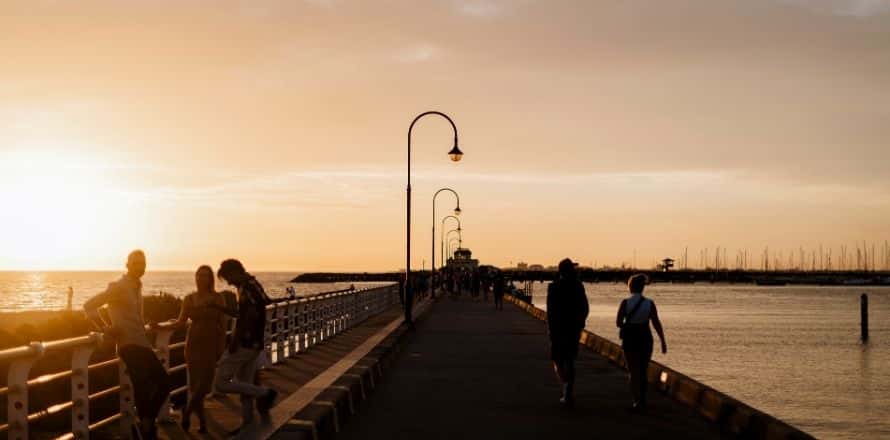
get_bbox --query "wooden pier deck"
[150,295,810,440]
[156,305,405,440]
[335,298,727,440]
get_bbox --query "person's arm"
[546,286,556,336]
[208,297,239,318]
[154,297,191,330]
[615,299,627,328]
[650,302,667,354]
[578,285,589,329]
[83,284,115,334]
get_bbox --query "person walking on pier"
[153,265,228,433]
[616,273,667,412]
[213,259,278,433]
[546,258,589,407]
[493,275,505,311]
[83,250,171,440]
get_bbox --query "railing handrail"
[0,282,400,440]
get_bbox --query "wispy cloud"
[781,0,890,17]
[454,0,504,18]
[393,43,439,63]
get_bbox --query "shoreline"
[0,309,78,331]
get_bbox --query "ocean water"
[530,283,890,440]
[0,271,389,312]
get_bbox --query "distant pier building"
[448,247,479,270]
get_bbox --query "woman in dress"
[155,265,228,432]
[616,274,667,411]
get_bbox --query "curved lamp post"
[432,188,461,276]
[446,228,462,262]
[406,111,462,326]
[440,215,461,272]
[448,237,461,262]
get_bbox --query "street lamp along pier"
[405,111,462,327]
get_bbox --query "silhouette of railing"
[0,284,399,440]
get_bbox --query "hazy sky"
[1,0,889,271]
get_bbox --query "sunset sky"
[1,0,889,271]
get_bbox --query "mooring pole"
[861,293,869,343]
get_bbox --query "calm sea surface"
[0,271,390,312]
[0,273,886,438]
[529,283,890,440]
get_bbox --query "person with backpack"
[616,273,667,412]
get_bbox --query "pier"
[0,286,812,439]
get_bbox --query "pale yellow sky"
[1,0,889,271]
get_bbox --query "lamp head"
[448,144,463,162]
[454,206,462,216]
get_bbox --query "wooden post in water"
[861,293,869,343]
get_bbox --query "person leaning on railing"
[83,250,171,440]
[152,265,228,433]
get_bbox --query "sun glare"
[0,148,127,269]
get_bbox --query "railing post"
[308,300,317,348]
[276,303,286,363]
[287,301,298,358]
[154,328,176,423]
[71,334,102,439]
[297,301,307,353]
[264,305,274,363]
[7,342,43,440]
[325,297,333,339]
[337,295,345,333]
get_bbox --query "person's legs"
[639,343,653,406]
[235,351,260,424]
[192,392,208,432]
[119,345,170,439]
[215,349,267,395]
[565,358,577,403]
[404,288,415,326]
[623,348,642,406]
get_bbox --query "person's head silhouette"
[126,250,146,279]
[558,258,576,281]
[627,273,648,294]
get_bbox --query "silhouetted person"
[493,276,505,310]
[616,274,667,412]
[153,266,227,433]
[66,286,74,311]
[83,250,171,439]
[213,259,278,434]
[471,272,481,300]
[398,273,406,306]
[404,273,415,328]
[546,258,589,406]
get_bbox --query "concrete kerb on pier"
[503,295,814,440]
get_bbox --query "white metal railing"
[0,283,399,440]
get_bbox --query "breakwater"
[294,269,890,285]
